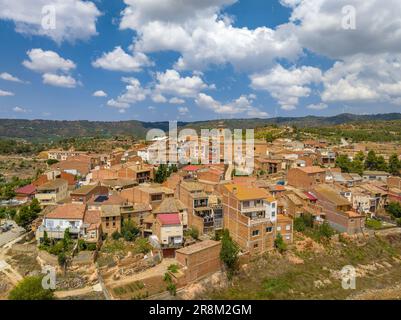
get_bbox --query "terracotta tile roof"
[45,204,86,220]
[15,184,36,195]
[84,210,101,225]
[37,179,68,191]
[182,165,201,172]
[153,198,187,214]
[157,213,181,226]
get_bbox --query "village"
[1,122,401,300]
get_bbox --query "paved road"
[0,221,25,247]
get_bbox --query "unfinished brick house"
[222,184,279,255]
[287,166,326,189]
[175,240,221,284]
[177,181,216,235]
[312,184,365,234]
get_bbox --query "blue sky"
[0,0,400,121]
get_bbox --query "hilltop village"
[1,123,401,300]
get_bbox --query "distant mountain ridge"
[1,113,401,142]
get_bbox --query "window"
[243,201,250,208]
[285,235,291,240]
[252,230,259,236]
[277,226,281,231]
[272,203,276,208]
[271,211,276,218]
[286,225,291,231]
[253,243,258,248]
[266,227,273,233]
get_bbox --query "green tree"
[274,233,287,253]
[354,151,365,162]
[388,154,401,176]
[350,159,364,175]
[154,164,168,183]
[15,205,38,228]
[265,132,274,143]
[376,155,388,172]
[30,198,42,214]
[121,220,140,242]
[386,202,401,218]
[8,276,54,300]
[335,155,352,173]
[365,150,378,170]
[220,229,239,276]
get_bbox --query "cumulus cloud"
[178,106,189,115]
[13,106,28,113]
[321,54,401,104]
[42,73,77,88]
[195,93,268,117]
[92,46,153,72]
[0,89,14,96]
[154,69,211,98]
[0,0,101,43]
[169,97,185,104]
[107,77,149,111]
[250,64,322,110]
[285,0,401,60]
[23,49,76,73]
[0,72,24,83]
[120,0,301,71]
[93,90,107,97]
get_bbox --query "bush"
[168,264,179,273]
[365,218,383,230]
[166,283,177,296]
[220,229,239,277]
[386,202,401,219]
[9,276,54,300]
[274,233,287,254]
[46,159,59,166]
[134,238,152,254]
[121,220,140,242]
[185,227,199,240]
[112,231,121,240]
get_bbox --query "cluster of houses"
[11,129,401,283]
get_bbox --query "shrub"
[220,229,239,277]
[274,233,287,254]
[134,238,152,254]
[185,227,199,240]
[168,264,179,273]
[9,276,54,300]
[112,231,121,240]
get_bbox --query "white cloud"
[23,49,76,73]
[42,73,77,88]
[195,93,267,117]
[151,93,167,103]
[307,103,328,110]
[250,64,322,110]
[0,89,14,96]
[0,72,24,83]
[120,0,301,71]
[92,46,153,72]
[0,0,101,43]
[178,106,189,115]
[154,69,210,98]
[107,77,149,111]
[169,97,185,104]
[93,90,107,97]
[321,53,401,104]
[285,0,401,60]
[13,106,27,113]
